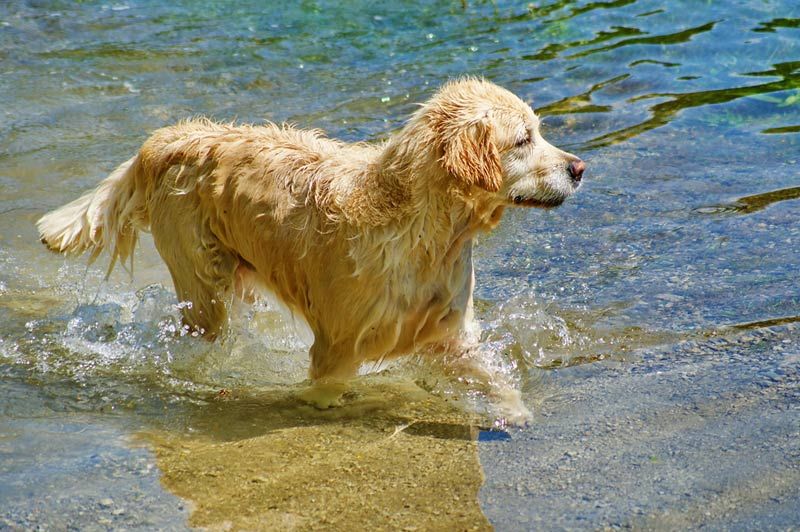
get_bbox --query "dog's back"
[38,119,377,338]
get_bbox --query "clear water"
[1,0,798,528]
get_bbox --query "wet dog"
[38,78,584,424]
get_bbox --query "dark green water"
[1,0,798,529]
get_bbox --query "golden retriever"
[37,78,584,424]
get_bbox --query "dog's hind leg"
[167,240,237,340]
[149,185,237,340]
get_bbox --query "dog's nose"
[568,160,586,183]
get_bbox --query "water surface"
[1,0,799,529]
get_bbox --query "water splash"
[1,253,643,425]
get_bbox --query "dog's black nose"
[568,160,586,183]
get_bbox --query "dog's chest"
[374,242,475,357]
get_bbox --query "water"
[1,0,799,529]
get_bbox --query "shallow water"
[1,0,799,529]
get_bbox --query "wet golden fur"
[38,79,583,420]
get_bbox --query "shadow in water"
[569,20,718,59]
[139,378,493,530]
[584,61,800,148]
[763,124,800,134]
[524,27,645,62]
[693,185,800,215]
[520,0,639,23]
[728,314,800,331]
[537,74,627,115]
[753,17,800,33]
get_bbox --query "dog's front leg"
[428,338,532,427]
[297,379,349,409]
[297,338,359,409]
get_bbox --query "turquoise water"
[1,0,799,528]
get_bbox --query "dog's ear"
[440,117,503,193]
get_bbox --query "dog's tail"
[37,156,149,275]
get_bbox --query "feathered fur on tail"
[37,156,148,275]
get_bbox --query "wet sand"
[144,380,492,531]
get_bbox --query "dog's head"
[425,78,584,208]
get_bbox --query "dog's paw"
[296,381,347,409]
[494,406,532,428]
[492,388,533,428]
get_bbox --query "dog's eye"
[515,133,532,148]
